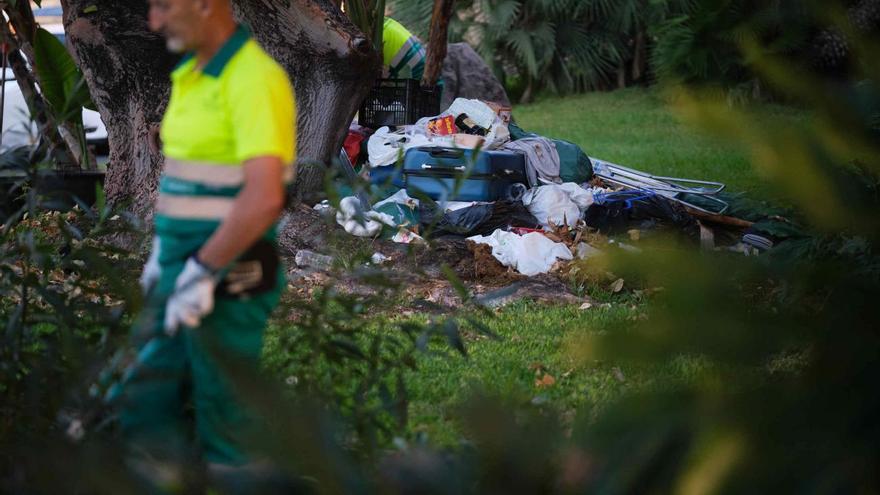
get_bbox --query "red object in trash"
[344,130,367,166]
[427,115,456,136]
[510,227,545,236]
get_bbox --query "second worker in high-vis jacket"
[383,17,427,81]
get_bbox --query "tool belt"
[215,238,279,298]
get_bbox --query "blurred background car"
[1,6,107,158]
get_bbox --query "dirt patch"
[284,259,584,316]
[469,242,506,278]
[280,211,585,314]
[473,274,586,309]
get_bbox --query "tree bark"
[422,0,454,87]
[231,1,379,204]
[519,76,534,105]
[61,0,378,217]
[61,0,174,216]
[631,29,646,83]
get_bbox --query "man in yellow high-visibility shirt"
[121,0,295,480]
[383,17,427,80]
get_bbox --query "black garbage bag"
[584,190,698,237]
[421,200,541,237]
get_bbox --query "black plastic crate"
[358,78,441,129]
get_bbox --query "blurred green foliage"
[262,269,494,458]
[571,9,879,491]
[345,0,387,54]
[391,0,695,101]
[389,0,879,102]
[0,144,142,483]
[3,1,880,493]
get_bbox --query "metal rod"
[591,158,726,195]
[590,157,729,215]
[339,148,372,211]
[1,29,7,148]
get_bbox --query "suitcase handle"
[422,164,466,172]
[424,147,466,158]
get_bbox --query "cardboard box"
[482,100,513,124]
[453,133,485,149]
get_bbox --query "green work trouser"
[119,245,282,467]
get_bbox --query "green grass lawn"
[406,301,635,446]
[514,88,805,198]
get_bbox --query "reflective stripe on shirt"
[157,158,295,222]
[164,158,245,187]
[389,37,416,68]
[156,195,235,221]
[163,158,295,188]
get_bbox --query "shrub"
[0,145,142,477]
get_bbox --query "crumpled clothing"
[467,229,573,276]
[488,123,511,150]
[336,196,396,237]
[502,137,562,187]
[522,183,595,229]
[507,122,594,183]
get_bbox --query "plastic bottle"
[294,250,333,270]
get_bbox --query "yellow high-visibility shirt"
[382,17,426,80]
[161,25,296,165]
[156,25,296,236]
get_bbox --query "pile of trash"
[316,98,791,277]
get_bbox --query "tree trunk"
[631,29,646,83]
[519,77,534,105]
[61,0,174,217]
[231,1,379,204]
[422,0,454,88]
[61,0,378,217]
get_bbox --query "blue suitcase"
[397,147,528,202]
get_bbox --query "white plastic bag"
[467,230,573,276]
[336,196,396,237]
[522,183,595,228]
[367,127,433,168]
[447,98,497,129]
[558,183,595,209]
[373,189,419,210]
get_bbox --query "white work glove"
[163,256,218,336]
[139,236,162,294]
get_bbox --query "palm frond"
[506,28,540,77]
